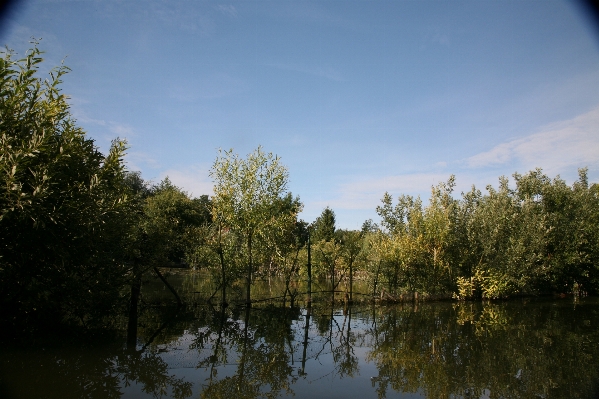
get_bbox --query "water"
[1,273,599,399]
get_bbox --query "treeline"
[362,170,599,299]
[2,45,598,335]
[284,168,599,302]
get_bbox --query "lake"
[1,272,599,399]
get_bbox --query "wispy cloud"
[216,5,237,18]
[145,2,215,35]
[108,123,136,137]
[124,151,161,173]
[465,105,599,174]
[158,165,213,197]
[71,104,137,139]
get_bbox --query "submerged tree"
[210,147,302,305]
[337,229,364,302]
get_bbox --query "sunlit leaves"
[210,147,302,302]
[368,169,599,299]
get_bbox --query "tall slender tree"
[210,147,301,305]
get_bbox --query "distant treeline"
[1,45,597,336]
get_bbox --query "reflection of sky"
[2,1,599,228]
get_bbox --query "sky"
[1,0,599,229]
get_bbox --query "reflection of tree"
[1,295,196,399]
[195,305,299,399]
[367,301,599,399]
[0,343,192,399]
[300,302,311,375]
[332,307,359,378]
[117,351,193,399]
[5,297,598,399]
[303,300,362,382]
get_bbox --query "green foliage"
[210,146,302,303]
[367,168,599,299]
[0,44,130,328]
[123,175,209,271]
[312,239,342,281]
[312,206,336,242]
[369,177,457,296]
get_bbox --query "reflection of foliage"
[331,309,360,379]
[4,291,599,399]
[367,301,599,399]
[195,306,299,399]
[474,304,511,336]
[116,351,193,399]
[0,343,192,399]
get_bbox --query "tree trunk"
[218,248,227,307]
[217,223,227,307]
[153,267,182,307]
[307,235,312,304]
[246,232,253,306]
[349,259,353,302]
[127,273,142,350]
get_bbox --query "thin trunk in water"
[153,267,182,307]
[217,222,227,307]
[127,272,142,350]
[246,232,253,306]
[307,234,312,304]
[349,259,353,303]
[219,249,227,307]
[237,306,251,390]
[300,301,311,375]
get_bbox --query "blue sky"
[2,0,599,228]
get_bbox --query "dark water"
[1,276,599,399]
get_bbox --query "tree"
[266,212,307,307]
[337,229,364,302]
[312,207,336,242]
[124,176,209,345]
[210,147,301,305]
[310,207,339,284]
[0,44,130,331]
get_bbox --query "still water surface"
[1,275,599,399]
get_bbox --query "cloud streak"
[465,105,599,174]
[168,72,248,101]
[307,105,599,221]
[124,151,161,172]
[216,5,237,18]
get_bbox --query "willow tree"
[210,147,300,305]
[0,45,130,330]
